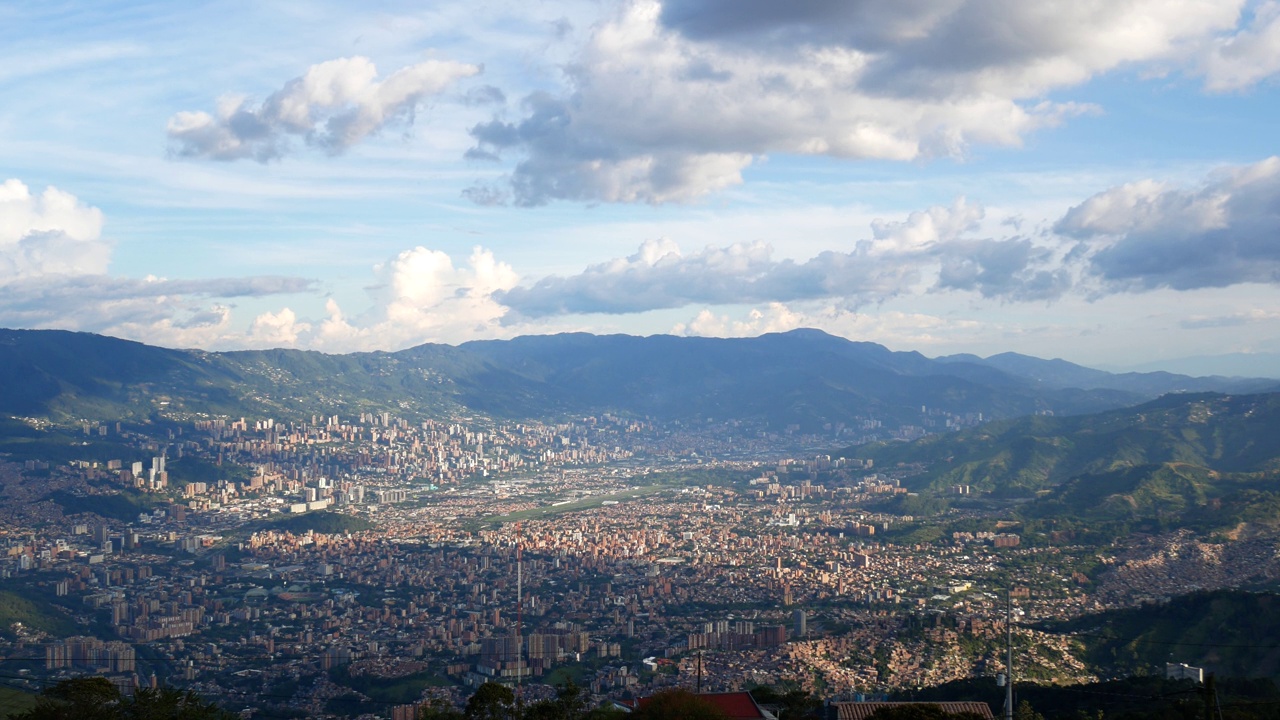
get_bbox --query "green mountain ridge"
[848,393,1280,493]
[847,392,1280,536]
[2,328,1270,430]
[1043,589,1280,681]
[902,590,1280,718]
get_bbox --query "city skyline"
[4,1,1280,371]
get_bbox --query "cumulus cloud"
[169,56,480,161]
[0,274,316,338]
[0,179,108,277]
[0,181,529,350]
[247,308,312,347]
[1201,1,1280,91]
[500,199,1070,318]
[674,302,984,347]
[291,245,522,352]
[674,303,806,337]
[1057,156,1280,290]
[469,0,1251,205]
[0,178,316,347]
[498,237,918,316]
[934,238,1072,301]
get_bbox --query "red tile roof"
[829,701,995,720]
[630,691,776,719]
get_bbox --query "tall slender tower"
[1004,590,1014,720]
[516,523,523,704]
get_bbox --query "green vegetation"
[0,590,76,638]
[0,686,39,719]
[848,393,1280,494]
[846,393,1280,537]
[0,326,1199,428]
[0,428,143,466]
[47,490,161,523]
[252,511,374,535]
[1041,590,1280,681]
[748,686,822,719]
[165,456,250,486]
[11,677,235,720]
[329,666,452,706]
[901,675,1280,720]
[323,693,367,718]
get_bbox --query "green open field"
[0,685,39,718]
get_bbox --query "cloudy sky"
[4,0,1280,371]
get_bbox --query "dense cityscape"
[2,397,1272,719]
[8,1,1280,716]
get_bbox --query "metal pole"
[517,526,523,706]
[1005,589,1014,720]
[1203,673,1215,720]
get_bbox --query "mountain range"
[0,328,1275,428]
[844,390,1280,538]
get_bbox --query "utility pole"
[1202,673,1216,720]
[516,524,523,719]
[1004,589,1014,720]
[697,651,703,694]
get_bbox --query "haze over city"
[3,0,1280,373]
[10,6,1280,720]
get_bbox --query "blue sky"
[3,0,1280,372]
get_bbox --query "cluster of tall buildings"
[45,637,136,672]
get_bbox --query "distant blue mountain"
[935,350,1276,395]
[0,327,1273,427]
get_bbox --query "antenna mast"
[1004,589,1014,720]
[516,523,523,705]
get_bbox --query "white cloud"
[290,245,523,352]
[500,199,1070,317]
[0,178,316,346]
[168,56,480,161]
[0,275,317,345]
[1202,1,1280,91]
[1057,156,1280,290]
[1180,308,1280,329]
[107,306,236,350]
[674,303,806,337]
[0,180,534,350]
[867,198,983,255]
[0,179,108,277]
[247,308,312,348]
[674,302,984,348]
[469,0,1250,205]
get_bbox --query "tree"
[124,687,236,720]
[1014,700,1044,720]
[14,679,234,720]
[749,686,822,719]
[523,681,589,720]
[629,689,728,720]
[465,682,516,720]
[419,697,465,720]
[14,677,122,720]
